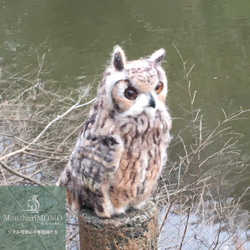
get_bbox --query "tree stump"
[78,201,158,250]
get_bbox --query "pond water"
[1,0,250,247]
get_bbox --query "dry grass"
[156,45,250,249]
[0,51,92,249]
[0,51,96,186]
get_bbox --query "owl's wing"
[58,134,124,191]
[77,134,123,188]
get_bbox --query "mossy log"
[78,201,158,250]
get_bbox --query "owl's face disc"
[106,47,168,117]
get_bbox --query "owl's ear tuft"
[112,45,126,71]
[150,48,165,65]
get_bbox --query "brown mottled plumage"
[57,46,172,218]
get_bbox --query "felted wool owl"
[57,46,172,218]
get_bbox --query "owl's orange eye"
[124,87,138,100]
[155,82,164,94]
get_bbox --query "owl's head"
[104,46,168,117]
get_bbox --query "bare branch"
[0,161,45,186]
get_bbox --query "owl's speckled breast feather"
[109,109,171,212]
[57,46,172,218]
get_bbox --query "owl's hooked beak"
[148,93,156,109]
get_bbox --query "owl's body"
[58,46,172,218]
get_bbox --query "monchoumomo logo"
[0,186,66,249]
[22,194,43,213]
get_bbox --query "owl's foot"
[95,209,111,218]
[131,200,147,210]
